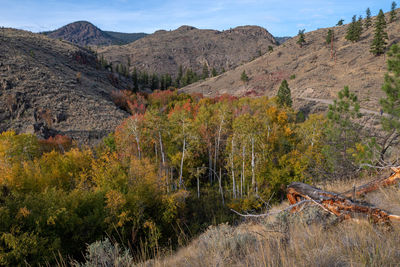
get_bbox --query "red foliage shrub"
[39,135,72,152]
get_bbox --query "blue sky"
[0,0,395,36]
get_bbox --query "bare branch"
[230,199,313,218]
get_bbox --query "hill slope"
[104,31,148,44]
[99,25,277,76]
[0,27,128,143]
[43,21,147,46]
[182,12,400,113]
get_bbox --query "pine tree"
[326,29,334,45]
[241,70,249,82]
[379,44,400,160]
[390,1,397,22]
[380,44,400,129]
[277,79,292,107]
[365,8,372,29]
[346,15,362,42]
[176,65,183,87]
[356,16,363,38]
[132,67,138,91]
[370,9,388,56]
[336,19,344,26]
[202,63,209,79]
[296,29,306,47]
[211,67,218,77]
[166,74,172,88]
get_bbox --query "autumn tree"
[277,79,292,107]
[370,9,388,56]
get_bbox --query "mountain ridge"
[99,24,278,77]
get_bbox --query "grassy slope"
[143,173,400,267]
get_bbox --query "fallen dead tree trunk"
[232,168,400,224]
[342,167,400,198]
[287,181,400,224]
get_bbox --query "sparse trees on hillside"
[345,15,362,42]
[241,70,249,82]
[277,79,292,107]
[370,9,388,56]
[365,8,372,29]
[390,1,397,22]
[296,29,306,47]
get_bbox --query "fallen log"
[287,182,400,224]
[342,167,400,198]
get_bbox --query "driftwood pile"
[287,167,400,224]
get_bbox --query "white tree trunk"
[219,168,224,205]
[251,137,255,191]
[241,144,245,197]
[179,137,186,188]
[158,131,165,165]
[136,136,141,160]
[231,136,236,199]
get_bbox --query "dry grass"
[141,177,400,267]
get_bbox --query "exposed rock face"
[0,27,129,144]
[99,25,277,76]
[182,11,400,114]
[43,21,147,46]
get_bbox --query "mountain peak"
[176,25,197,32]
[44,21,147,46]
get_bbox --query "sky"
[0,0,396,36]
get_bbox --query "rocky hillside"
[182,11,400,113]
[0,27,128,143]
[99,25,277,76]
[43,21,147,46]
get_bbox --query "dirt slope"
[0,27,128,144]
[182,12,400,113]
[99,25,277,76]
